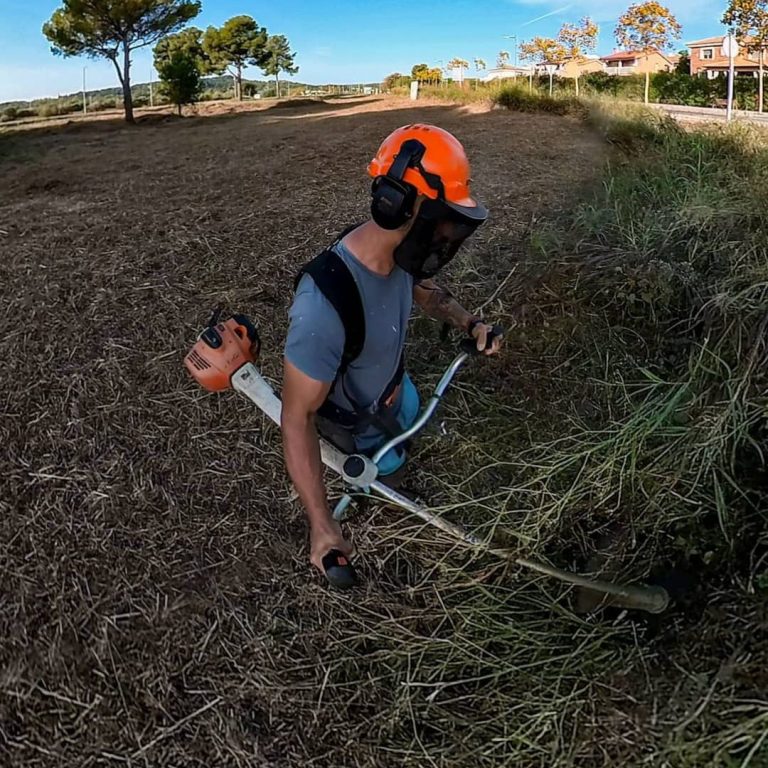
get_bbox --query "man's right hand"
[310,520,354,574]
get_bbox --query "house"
[687,36,765,78]
[599,50,676,76]
[558,56,605,78]
[481,65,534,82]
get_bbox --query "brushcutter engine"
[184,310,261,392]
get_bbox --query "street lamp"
[503,35,518,67]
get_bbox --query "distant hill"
[1,76,382,111]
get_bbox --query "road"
[654,102,768,126]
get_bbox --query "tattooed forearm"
[413,279,476,332]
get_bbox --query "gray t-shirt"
[285,239,413,414]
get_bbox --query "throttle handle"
[322,549,358,589]
[460,324,504,356]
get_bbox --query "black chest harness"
[294,227,405,438]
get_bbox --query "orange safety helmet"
[367,124,486,222]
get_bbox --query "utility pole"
[82,67,87,115]
[723,32,739,122]
[503,35,519,67]
[438,59,446,88]
[149,67,154,108]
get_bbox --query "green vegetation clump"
[396,71,768,111]
[494,85,586,116]
[390,101,768,766]
[520,116,768,556]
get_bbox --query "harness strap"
[295,225,406,437]
[294,248,365,376]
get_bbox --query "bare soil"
[0,96,607,766]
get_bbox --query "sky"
[0,0,729,102]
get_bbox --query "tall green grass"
[368,99,768,765]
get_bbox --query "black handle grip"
[231,313,260,346]
[322,549,358,589]
[460,324,504,356]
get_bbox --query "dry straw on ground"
[3,96,762,767]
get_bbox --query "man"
[282,124,502,576]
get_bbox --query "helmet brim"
[446,197,489,224]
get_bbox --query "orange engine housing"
[185,314,260,392]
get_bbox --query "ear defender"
[370,175,417,230]
[370,138,430,230]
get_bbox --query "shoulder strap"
[295,249,365,376]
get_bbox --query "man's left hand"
[471,322,503,355]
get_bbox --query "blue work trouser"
[354,374,420,476]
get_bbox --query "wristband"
[467,317,483,335]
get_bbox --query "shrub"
[519,116,768,565]
[494,85,587,117]
[157,51,203,115]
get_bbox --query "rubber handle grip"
[231,313,260,346]
[460,324,504,356]
[322,549,358,589]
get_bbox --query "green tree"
[154,26,208,72]
[447,57,470,87]
[520,37,567,94]
[43,0,201,124]
[203,16,269,101]
[425,67,443,84]
[157,51,202,114]
[615,2,682,104]
[473,57,487,89]
[557,17,598,96]
[497,50,510,68]
[723,0,768,112]
[519,36,567,66]
[383,72,409,90]
[262,34,298,98]
[675,49,691,75]
[411,63,430,81]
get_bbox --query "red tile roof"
[600,51,643,62]
[600,49,675,64]
[687,36,725,46]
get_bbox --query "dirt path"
[0,97,604,767]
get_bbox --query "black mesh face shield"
[393,197,487,280]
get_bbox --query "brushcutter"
[184,311,670,614]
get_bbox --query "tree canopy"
[557,17,598,95]
[157,50,202,115]
[43,0,201,122]
[723,0,768,111]
[203,15,268,100]
[615,2,681,53]
[519,37,567,65]
[615,2,681,103]
[558,18,598,61]
[262,34,298,98]
[447,58,470,86]
[153,26,208,72]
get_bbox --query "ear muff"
[370,138,431,231]
[370,176,417,230]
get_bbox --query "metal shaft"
[369,481,669,614]
[232,363,670,614]
[372,353,468,464]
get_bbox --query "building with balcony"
[688,36,765,78]
[599,50,677,76]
